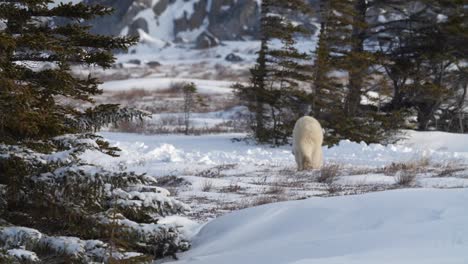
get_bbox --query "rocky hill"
[84,0,321,49]
[86,0,261,43]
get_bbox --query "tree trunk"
[254,38,268,142]
[312,21,327,117]
[345,0,367,116]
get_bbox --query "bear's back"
[293,116,323,141]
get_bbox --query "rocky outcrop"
[174,0,209,34]
[84,0,134,36]
[208,0,260,40]
[84,0,321,45]
[85,0,261,41]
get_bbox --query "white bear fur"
[292,116,323,171]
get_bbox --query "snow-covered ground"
[72,41,261,83]
[89,130,468,177]
[100,77,235,94]
[81,130,468,221]
[166,188,468,264]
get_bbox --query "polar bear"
[292,116,323,171]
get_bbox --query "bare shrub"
[220,181,243,193]
[201,179,214,192]
[251,175,268,185]
[158,115,185,126]
[197,167,222,178]
[213,63,249,80]
[326,183,344,195]
[250,195,287,207]
[278,167,297,175]
[157,176,190,187]
[197,164,236,178]
[113,89,152,102]
[381,157,431,175]
[112,119,147,133]
[394,170,417,186]
[167,81,186,93]
[165,186,180,196]
[317,164,341,184]
[436,163,466,177]
[263,184,285,195]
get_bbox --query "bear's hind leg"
[311,146,323,169]
[295,153,303,171]
[302,155,313,170]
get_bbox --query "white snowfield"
[167,188,468,264]
[84,130,468,263]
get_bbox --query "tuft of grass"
[263,184,285,195]
[197,164,237,178]
[326,183,344,195]
[381,157,431,175]
[201,179,214,192]
[394,170,417,186]
[250,195,286,207]
[436,163,466,177]
[220,181,243,193]
[317,164,341,184]
[113,89,153,102]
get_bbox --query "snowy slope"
[167,188,468,264]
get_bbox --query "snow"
[76,130,468,222]
[437,14,448,23]
[402,130,468,153]
[146,106,249,130]
[138,29,169,50]
[0,227,43,248]
[40,236,107,258]
[84,130,468,179]
[50,0,81,7]
[130,0,205,42]
[0,226,107,262]
[167,188,468,264]
[100,77,235,95]
[158,216,203,239]
[7,249,39,262]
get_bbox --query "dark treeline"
[238,0,467,146]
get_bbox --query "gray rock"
[195,31,220,49]
[146,61,161,67]
[128,17,149,37]
[127,59,141,65]
[112,63,124,69]
[153,0,169,16]
[225,53,243,62]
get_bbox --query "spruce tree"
[375,0,467,131]
[0,1,191,262]
[0,1,140,141]
[238,0,313,145]
[312,0,405,145]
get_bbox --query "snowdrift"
[170,188,468,264]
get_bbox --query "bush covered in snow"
[0,1,193,262]
[0,134,192,262]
